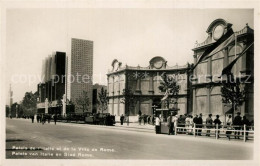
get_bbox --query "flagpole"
[233,32,237,116]
[234,32,237,76]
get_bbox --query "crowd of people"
[155,112,253,139]
[30,114,58,125]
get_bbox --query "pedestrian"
[193,115,198,135]
[31,115,34,123]
[54,114,57,125]
[226,115,233,126]
[189,115,194,135]
[226,115,233,140]
[120,114,124,125]
[197,113,203,136]
[126,115,129,126]
[138,110,142,116]
[143,114,147,125]
[172,112,178,135]
[148,116,151,124]
[178,115,183,134]
[155,114,161,134]
[41,114,45,125]
[139,115,142,125]
[214,115,222,138]
[48,114,51,123]
[206,114,213,137]
[152,115,155,125]
[185,115,190,134]
[233,112,242,139]
[167,113,173,135]
[242,116,251,140]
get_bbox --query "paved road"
[6,118,253,159]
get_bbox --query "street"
[6,118,253,159]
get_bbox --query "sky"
[5,8,253,103]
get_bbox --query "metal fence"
[175,123,254,142]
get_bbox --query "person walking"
[189,115,194,135]
[31,115,34,123]
[214,115,222,139]
[137,114,141,125]
[172,112,178,135]
[233,112,242,139]
[197,113,203,136]
[148,116,151,125]
[226,115,233,140]
[143,114,147,125]
[242,116,251,140]
[126,115,129,126]
[54,114,57,125]
[206,114,213,137]
[120,114,124,125]
[155,115,161,134]
[185,115,190,135]
[167,113,173,135]
[41,114,45,125]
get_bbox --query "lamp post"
[16,104,18,118]
[151,105,158,116]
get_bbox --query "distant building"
[69,38,93,113]
[92,84,107,114]
[192,19,254,122]
[37,51,66,114]
[37,38,94,115]
[107,57,192,119]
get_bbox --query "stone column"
[207,57,212,82]
[206,85,211,115]
[192,87,196,115]
[223,48,229,68]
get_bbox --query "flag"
[192,28,234,70]
[161,90,169,101]
[205,33,236,60]
[221,41,254,76]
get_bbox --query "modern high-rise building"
[37,51,66,114]
[69,38,93,113]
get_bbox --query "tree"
[75,91,90,113]
[221,73,245,114]
[98,87,108,115]
[20,91,38,116]
[120,88,136,116]
[158,72,180,109]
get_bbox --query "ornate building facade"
[192,19,254,122]
[107,57,192,119]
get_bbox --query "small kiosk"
[154,108,179,134]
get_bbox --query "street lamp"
[151,105,158,115]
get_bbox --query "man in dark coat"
[197,113,203,136]
[54,114,57,125]
[233,112,242,139]
[242,116,251,140]
[31,115,34,123]
[167,113,173,135]
[120,114,124,125]
[206,114,213,136]
[214,115,222,138]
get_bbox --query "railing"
[175,123,254,142]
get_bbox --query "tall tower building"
[70,38,93,113]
